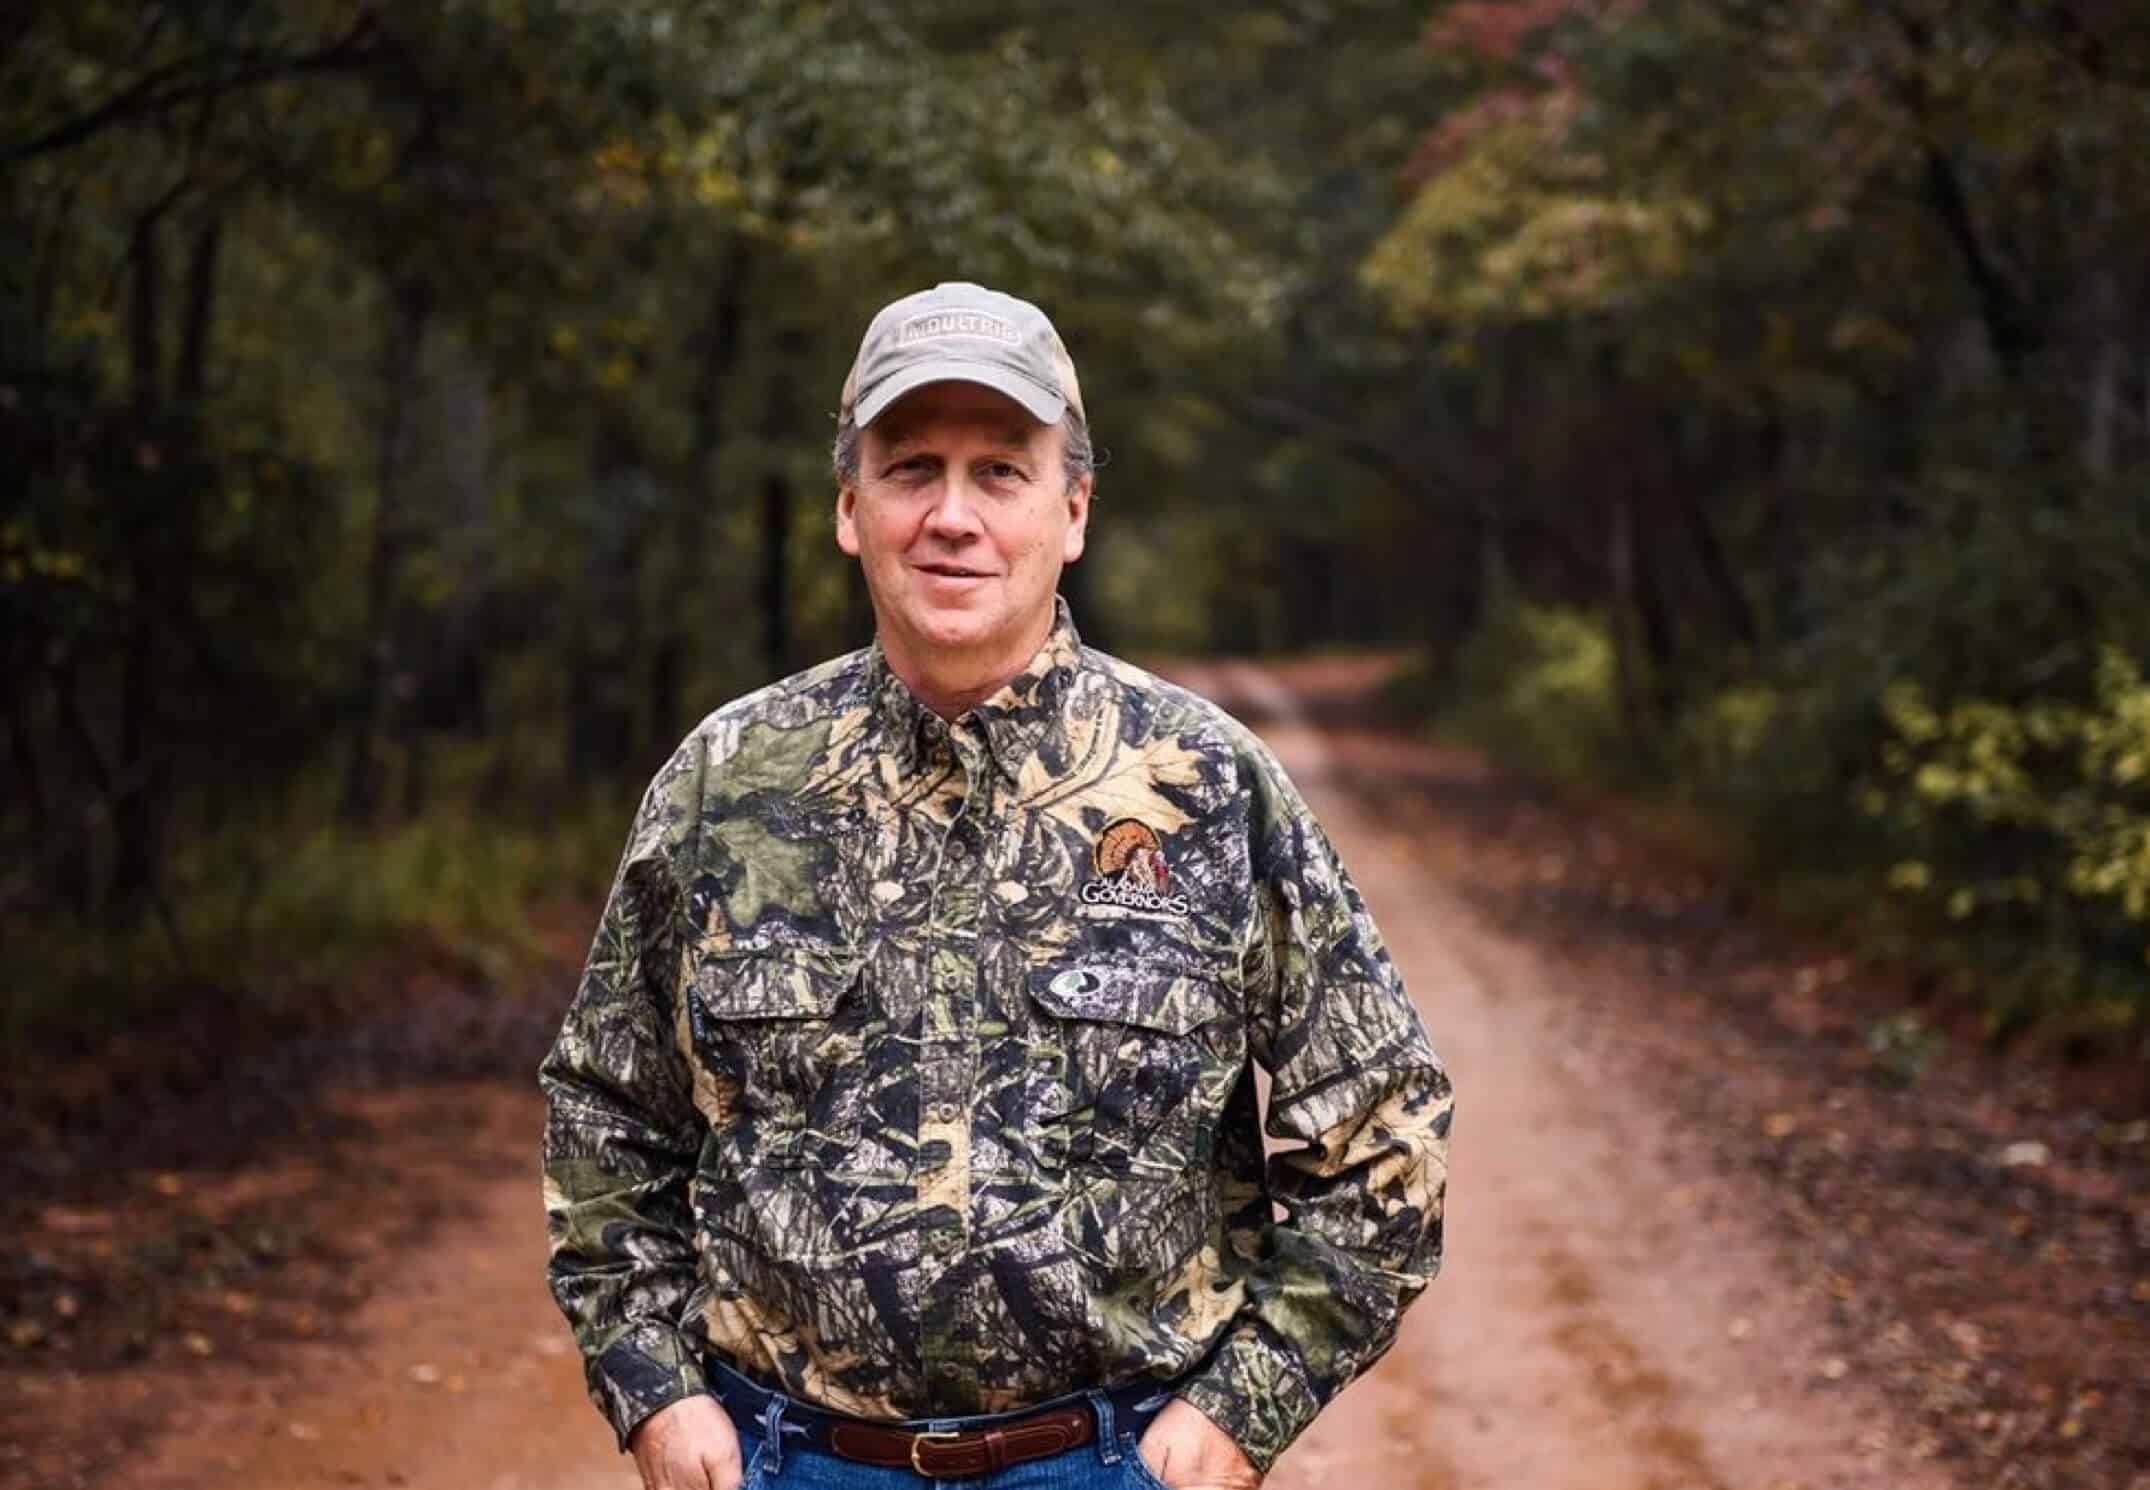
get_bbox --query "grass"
[1390,600,2150,1061]
[4,793,627,1050]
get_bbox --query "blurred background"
[9,0,2150,1043]
[5,3,2149,1487]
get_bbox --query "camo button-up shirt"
[539,599,1451,1472]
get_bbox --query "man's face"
[837,380,1090,673]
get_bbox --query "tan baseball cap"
[839,281,1085,428]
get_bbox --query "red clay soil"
[0,910,600,1490]
[1232,653,2150,1490]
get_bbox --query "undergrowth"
[5,796,624,1049]
[1394,596,2150,1056]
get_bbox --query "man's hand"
[628,1394,747,1490]
[1135,1399,1263,1489]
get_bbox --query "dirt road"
[104,661,1960,1490]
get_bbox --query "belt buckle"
[909,1429,962,1475]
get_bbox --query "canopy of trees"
[7,0,2147,1038]
[1363,0,2150,1029]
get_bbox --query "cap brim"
[854,359,1066,428]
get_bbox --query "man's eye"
[982,461,1024,482]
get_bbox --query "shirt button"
[938,1361,962,1379]
[929,1101,959,1124]
[945,839,967,861]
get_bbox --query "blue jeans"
[712,1357,1173,1489]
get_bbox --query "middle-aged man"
[540,282,1453,1490]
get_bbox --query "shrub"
[1439,597,1628,782]
[1862,648,2150,1022]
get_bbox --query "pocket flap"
[692,942,863,1020]
[1027,963,1229,1036]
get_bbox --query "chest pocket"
[1024,962,1238,1177]
[687,942,869,1170]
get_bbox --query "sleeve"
[538,740,711,1451]
[1175,739,1454,1473]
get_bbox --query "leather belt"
[828,1406,1094,1476]
[704,1353,1171,1478]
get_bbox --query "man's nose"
[923,474,984,537]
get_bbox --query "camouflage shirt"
[538,597,1452,1473]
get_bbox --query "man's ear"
[835,482,862,557]
[1061,473,1093,565]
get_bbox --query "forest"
[7,0,2150,1056]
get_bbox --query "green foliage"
[1863,1010,1944,1088]
[1859,650,2150,1016]
[1363,99,1707,327]
[1366,1,2150,1039]
[13,0,2143,1053]
[4,789,625,1048]
[1433,597,1629,784]
[6,0,1447,1041]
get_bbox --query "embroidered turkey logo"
[1081,818,1190,918]
[1095,818,1169,892]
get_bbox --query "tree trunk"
[2083,268,2121,479]
[5,688,66,911]
[567,415,642,788]
[1675,477,1758,648]
[758,326,809,682]
[340,282,429,826]
[175,210,222,409]
[652,239,751,749]
[760,462,792,682]
[128,211,162,419]
[1627,478,1678,725]
[54,661,124,918]
[1608,484,1644,744]
[112,213,168,907]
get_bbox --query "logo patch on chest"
[1079,817,1192,920]
[1045,966,1127,1016]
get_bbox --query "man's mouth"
[918,563,991,579]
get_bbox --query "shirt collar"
[867,595,1084,783]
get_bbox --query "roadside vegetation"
[8,2,2148,1069]
[1367,4,2150,1062]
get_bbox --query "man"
[540,282,1452,1490]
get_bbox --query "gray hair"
[832,405,1097,494]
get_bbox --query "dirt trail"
[1179,661,1952,1490]
[105,661,1958,1490]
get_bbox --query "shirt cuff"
[588,1319,710,1452]
[1175,1323,1325,1474]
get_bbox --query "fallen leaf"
[38,1205,114,1235]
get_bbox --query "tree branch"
[4,14,381,165]
[1222,389,1605,577]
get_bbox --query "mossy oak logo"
[1079,817,1191,919]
